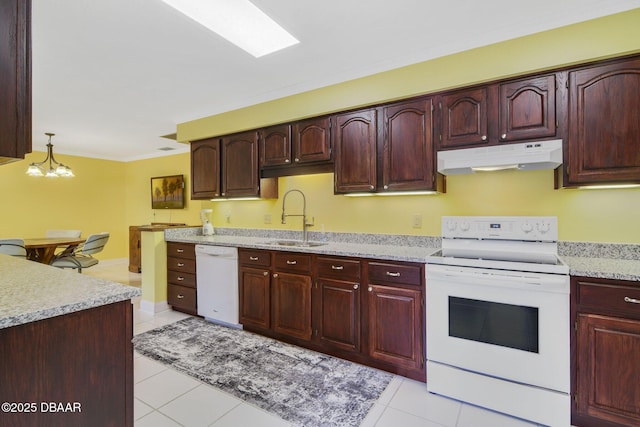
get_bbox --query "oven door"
[426,263,569,393]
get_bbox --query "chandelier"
[26,133,74,177]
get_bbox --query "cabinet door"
[440,87,488,149]
[239,266,271,330]
[576,313,640,426]
[190,138,220,199]
[367,284,423,370]
[317,278,360,352]
[272,272,312,341]
[382,98,435,191]
[292,117,331,164]
[499,74,556,142]
[333,108,377,193]
[260,124,291,167]
[221,131,259,197]
[567,58,640,184]
[0,0,31,163]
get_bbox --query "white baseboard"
[139,300,170,314]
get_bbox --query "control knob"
[537,222,551,233]
[521,222,533,233]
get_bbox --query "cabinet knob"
[353,284,359,290]
[331,265,344,270]
[273,273,279,278]
[369,185,374,190]
[383,185,389,190]
[286,260,297,265]
[249,256,259,261]
[481,135,487,141]
[215,193,220,197]
[263,271,269,276]
[501,133,507,139]
[285,159,290,163]
[294,158,300,162]
[177,294,184,299]
[221,192,226,196]
[368,286,373,292]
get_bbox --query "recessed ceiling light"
[161,0,299,58]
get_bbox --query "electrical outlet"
[264,213,272,224]
[412,214,422,228]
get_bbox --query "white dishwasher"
[195,245,240,328]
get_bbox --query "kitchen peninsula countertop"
[0,254,141,329]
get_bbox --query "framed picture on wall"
[151,175,185,209]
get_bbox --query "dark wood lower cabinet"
[0,301,133,427]
[238,249,426,381]
[572,276,640,427]
[367,284,423,371]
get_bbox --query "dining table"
[23,237,86,264]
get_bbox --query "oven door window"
[449,297,539,353]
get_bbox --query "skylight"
[161,0,299,57]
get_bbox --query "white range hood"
[437,139,563,175]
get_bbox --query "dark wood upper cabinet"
[439,87,488,149]
[190,137,220,199]
[292,116,332,164]
[260,124,291,167]
[0,0,31,164]
[260,117,332,176]
[333,108,378,193]
[566,57,640,185]
[382,98,435,191]
[221,131,260,197]
[499,74,557,142]
[439,74,558,150]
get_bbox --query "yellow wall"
[1,9,638,260]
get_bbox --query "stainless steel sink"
[268,240,327,247]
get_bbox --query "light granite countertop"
[0,254,141,329]
[166,234,439,263]
[165,227,640,282]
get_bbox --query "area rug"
[133,317,392,426]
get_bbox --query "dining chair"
[0,238,27,258]
[45,229,82,238]
[50,232,109,273]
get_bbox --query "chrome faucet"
[281,189,313,242]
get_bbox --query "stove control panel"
[442,216,558,241]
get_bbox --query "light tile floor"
[87,260,547,427]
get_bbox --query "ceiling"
[31,0,640,161]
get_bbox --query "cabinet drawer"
[239,249,271,267]
[167,242,195,259]
[274,252,312,273]
[368,261,422,286]
[317,256,360,280]
[167,256,196,273]
[167,270,196,288]
[168,284,197,311]
[577,279,640,315]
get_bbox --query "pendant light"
[26,133,74,177]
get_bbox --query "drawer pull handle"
[624,296,640,304]
[286,260,297,265]
[177,262,185,267]
[331,265,344,270]
[249,256,259,261]
[386,271,401,277]
[176,249,184,253]
[177,276,185,281]
[177,294,184,299]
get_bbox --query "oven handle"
[426,265,568,291]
